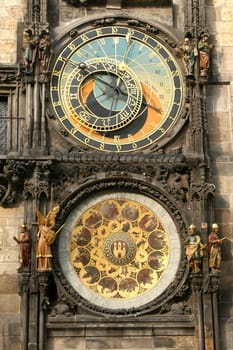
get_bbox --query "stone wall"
[0,0,25,64]
[0,206,24,350]
[46,319,196,350]
[206,1,233,349]
[0,1,232,350]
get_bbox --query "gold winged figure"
[36,206,60,271]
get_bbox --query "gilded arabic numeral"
[172,70,179,78]
[59,116,67,122]
[153,44,161,52]
[96,28,103,37]
[81,34,89,42]
[99,143,105,151]
[146,136,153,144]
[128,29,135,36]
[70,127,77,135]
[52,70,60,76]
[142,34,149,43]
[112,27,118,34]
[115,144,122,152]
[68,43,76,51]
[159,128,165,134]
[53,101,61,107]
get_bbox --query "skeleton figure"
[38,30,51,73]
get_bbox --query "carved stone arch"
[51,13,185,46]
[52,177,189,317]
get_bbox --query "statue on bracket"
[22,29,36,73]
[198,32,213,77]
[185,224,206,273]
[13,224,31,271]
[208,223,227,273]
[36,206,60,271]
[38,30,52,74]
[179,32,197,77]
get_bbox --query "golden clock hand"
[141,100,162,114]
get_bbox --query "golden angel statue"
[36,206,60,271]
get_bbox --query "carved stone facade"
[0,1,232,350]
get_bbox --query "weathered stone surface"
[0,1,232,350]
[0,315,21,350]
[0,274,18,293]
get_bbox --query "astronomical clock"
[0,1,219,349]
[47,15,190,317]
[50,19,185,153]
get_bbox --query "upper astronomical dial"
[50,25,184,152]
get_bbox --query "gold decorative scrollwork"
[70,198,169,299]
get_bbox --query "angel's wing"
[36,208,46,226]
[46,205,60,228]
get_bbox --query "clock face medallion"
[50,24,184,152]
[58,192,181,311]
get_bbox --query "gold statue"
[185,224,206,273]
[36,206,60,271]
[208,223,227,272]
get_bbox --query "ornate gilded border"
[53,178,188,316]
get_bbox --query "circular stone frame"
[53,180,187,316]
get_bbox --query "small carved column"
[191,272,205,350]
[22,0,50,156]
[38,272,50,350]
[18,272,30,350]
[24,75,34,154]
[38,30,51,154]
[23,161,52,350]
[204,272,221,350]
